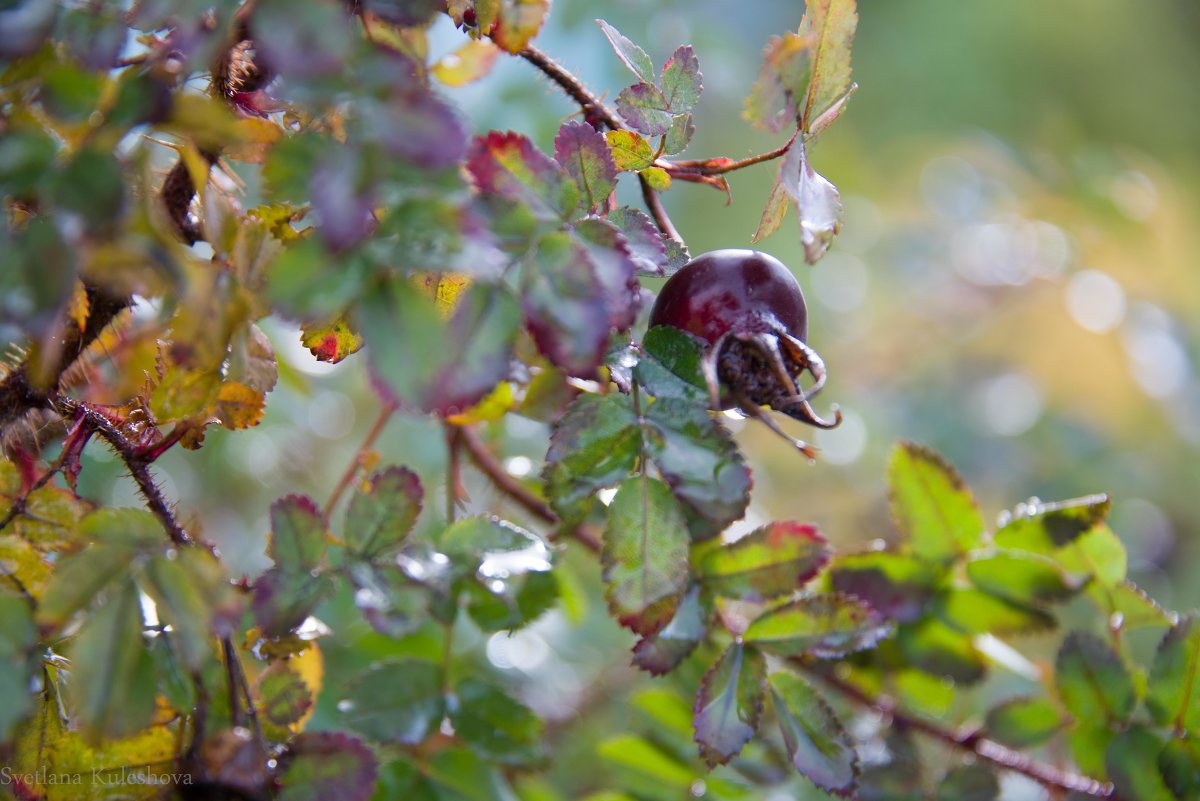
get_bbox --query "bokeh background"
[67,2,1200,796]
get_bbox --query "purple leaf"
[607,206,669,275]
[660,45,702,114]
[311,147,375,253]
[572,216,641,330]
[554,121,618,212]
[279,731,378,801]
[616,83,673,136]
[367,90,469,170]
[770,672,859,795]
[522,232,613,376]
[467,130,579,221]
[632,584,709,675]
[693,644,766,767]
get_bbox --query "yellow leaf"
[639,166,672,190]
[287,641,323,733]
[446,381,516,424]
[412,272,472,318]
[433,39,500,86]
[66,281,90,332]
[300,318,363,364]
[225,117,284,163]
[216,382,266,430]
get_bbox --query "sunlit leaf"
[554,121,618,213]
[827,550,942,622]
[897,617,985,684]
[449,679,545,765]
[769,671,857,795]
[693,643,765,766]
[796,0,858,129]
[344,467,423,559]
[278,731,378,801]
[660,45,702,114]
[1055,631,1135,725]
[596,19,654,85]
[433,39,501,86]
[993,494,1111,553]
[300,317,363,364]
[1095,580,1171,631]
[1159,737,1200,801]
[1147,614,1200,730]
[744,33,811,133]
[597,735,692,791]
[602,476,690,635]
[699,522,831,600]
[632,583,709,675]
[606,130,655,171]
[340,659,444,745]
[743,593,889,658]
[966,550,1087,606]
[753,179,791,243]
[215,381,266,430]
[984,696,1065,749]
[1055,524,1126,589]
[887,442,984,565]
[934,588,1055,636]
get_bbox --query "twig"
[639,174,683,244]
[222,635,266,753]
[662,130,798,177]
[321,401,397,526]
[800,663,1116,799]
[518,45,623,131]
[456,425,556,525]
[51,395,198,550]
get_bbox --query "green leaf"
[897,617,986,684]
[554,121,617,212]
[461,569,558,632]
[1055,631,1136,725]
[0,590,35,740]
[827,550,942,622]
[344,467,423,558]
[984,696,1065,749]
[141,549,238,671]
[37,544,138,632]
[256,662,313,728]
[887,442,984,564]
[616,83,673,137]
[632,584,709,676]
[744,33,811,133]
[635,326,708,403]
[278,731,378,801]
[347,561,432,639]
[966,550,1087,606]
[48,146,126,233]
[268,495,327,573]
[440,515,552,577]
[934,764,997,801]
[660,45,702,114]
[466,130,577,222]
[424,746,521,801]
[597,735,693,791]
[769,671,858,795]
[644,398,751,541]
[1091,580,1171,631]
[602,476,690,635]
[693,644,766,766]
[449,679,545,765]
[363,277,522,415]
[69,578,157,739]
[1158,737,1200,801]
[340,659,445,745]
[1056,524,1126,589]
[698,521,831,601]
[1147,614,1200,730]
[662,113,695,156]
[753,179,791,244]
[934,588,1055,636]
[795,0,858,130]
[372,758,438,801]
[596,19,654,85]
[544,393,639,521]
[743,593,889,658]
[1105,726,1176,801]
[1070,724,1113,783]
[993,494,1111,553]
[858,731,922,801]
[605,130,656,172]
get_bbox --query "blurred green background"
[65,1,1200,794]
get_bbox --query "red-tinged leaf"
[769,672,858,796]
[887,441,985,565]
[433,39,500,86]
[778,140,843,264]
[596,19,654,84]
[602,477,690,636]
[572,216,642,331]
[467,130,578,221]
[753,179,790,243]
[632,584,709,676]
[693,644,766,766]
[699,522,831,601]
[796,0,858,130]
[344,467,424,558]
[279,731,378,801]
[607,206,669,275]
[301,317,363,364]
[268,495,326,573]
[606,130,655,171]
[492,0,549,54]
[554,121,618,212]
[743,593,890,658]
[363,277,522,415]
[616,83,673,137]
[744,33,811,133]
[660,45,702,114]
